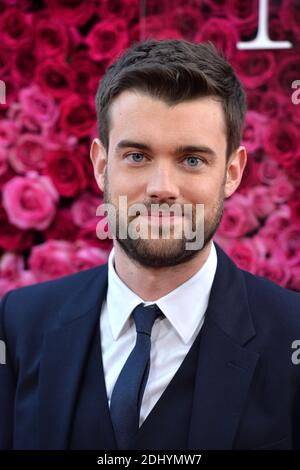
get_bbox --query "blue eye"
[185,156,202,167]
[127,153,145,163]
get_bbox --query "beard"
[104,172,224,268]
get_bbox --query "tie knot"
[132,303,162,336]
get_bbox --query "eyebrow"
[115,139,217,159]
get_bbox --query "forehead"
[108,90,226,153]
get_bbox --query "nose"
[145,164,180,201]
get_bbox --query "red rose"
[35,59,75,99]
[277,56,300,97]
[46,149,88,197]
[170,6,204,41]
[0,205,34,252]
[227,0,258,37]
[44,208,78,242]
[59,94,96,138]
[12,49,37,85]
[86,19,129,62]
[264,121,299,168]
[72,53,102,96]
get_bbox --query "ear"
[90,138,107,192]
[224,146,247,199]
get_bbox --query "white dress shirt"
[100,242,218,426]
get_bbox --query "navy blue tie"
[110,303,162,450]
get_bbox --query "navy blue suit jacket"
[0,243,300,449]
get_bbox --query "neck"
[112,241,213,301]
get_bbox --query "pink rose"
[19,85,59,129]
[0,119,19,148]
[256,259,291,288]
[249,186,276,219]
[289,267,300,292]
[71,191,102,229]
[257,159,281,186]
[0,253,24,279]
[225,238,261,274]
[260,206,291,241]
[2,172,59,230]
[72,242,108,271]
[86,19,129,62]
[217,194,259,238]
[241,111,267,154]
[8,134,46,173]
[276,226,300,267]
[269,175,294,204]
[28,240,75,282]
[0,148,8,177]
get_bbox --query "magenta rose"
[72,242,109,271]
[234,51,276,89]
[225,238,260,274]
[0,147,8,177]
[86,19,129,62]
[71,191,102,229]
[28,239,75,282]
[217,194,259,238]
[257,159,281,186]
[45,149,88,197]
[249,186,276,219]
[195,18,238,60]
[98,0,139,23]
[59,94,96,138]
[282,0,300,41]
[256,259,291,288]
[77,225,113,251]
[264,121,299,168]
[12,48,37,85]
[8,134,46,174]
[0,205,34,251]
[34,16,70,59]
[169,6,204,41]
[277,56,299,97]
[44,208,78,242]
[45,0,95,26]
[276,226,300,267]
[227,0,258,37]
[35,59,75,99]
[269,175,294,204]
[260,206,291,242]
[2,172,59,230]
[0,253,24,279]
[241,111,267,154]
[289,267,300,292]
[0,8,33,50]
[72,53,102,96]
[19,85,59,129]
[260,91,286,120]
[0,119,19,148]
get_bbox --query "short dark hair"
[96,39,247,159]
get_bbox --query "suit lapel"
[38,264,111,450]
[188,243,260,450]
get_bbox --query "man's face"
[91,90,246,267]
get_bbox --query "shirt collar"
[106,242,217,344]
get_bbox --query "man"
[0,39,300,450]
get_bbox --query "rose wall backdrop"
[0,0,299,296]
